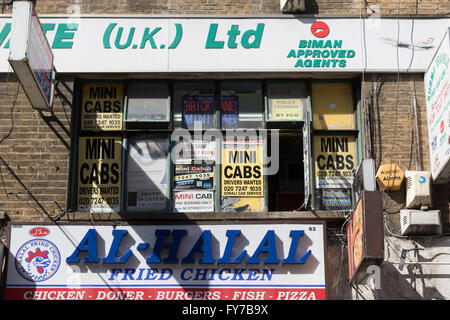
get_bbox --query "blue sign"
[66,228,311,265]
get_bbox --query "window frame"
[69,78,361,214]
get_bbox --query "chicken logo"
[310,21,330,38]
[15,239,61,282]
[26,248,50,275]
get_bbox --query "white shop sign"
[0,15,448,73]
[425,28,450,184]
[6,223,326,300]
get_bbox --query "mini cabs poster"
[221,138,264,197]
[78,136,122,213]
[314,135,356,188]
[81,82,124,131]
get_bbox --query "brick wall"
[0,0,447,15]
[0,76,72,223]
[362,73,450,233]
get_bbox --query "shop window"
[220,81,263,129]
[126,134,170,212]
[125,81,170,129]
[312,82,355,130]
[76,81,125,213]
[72,79,360,214]
[173,82,216,129]
[266,82,308,127]
[312,134,356,211]
[311,81,358,211]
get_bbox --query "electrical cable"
[0,78,63,221]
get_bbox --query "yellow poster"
[312,82,354,130]
[270,99,303,121]
[81,82,124,131]
[78,136,122,213]
[314,135,356,188]
[221,139,264,197]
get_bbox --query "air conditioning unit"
[280,0,305,12]
[400,209,442,236]
[405,171,432,209]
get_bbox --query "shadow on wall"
[326,243,352,300]
[376,262,446,300]
[304,0,319,14]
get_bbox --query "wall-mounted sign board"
[0,16,448,73]
[347,191,384,284]
[6,222,326,300]
[8,1,54,110]
[425,28,450,184]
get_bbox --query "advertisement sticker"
[174,163,214,189]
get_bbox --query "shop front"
[1,14,448,300]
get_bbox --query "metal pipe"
[411,97,422,171]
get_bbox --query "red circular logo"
[311,21,330,38]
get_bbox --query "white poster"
[127,136,169,211]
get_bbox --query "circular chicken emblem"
[15,239,61,282]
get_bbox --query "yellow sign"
[314,135,356,188]
[81,82,124,131]
[312,82,355,130]
[78,136,122,213]
[221,140,264,197]
[270,99,303,121]
[375,163,404,191]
